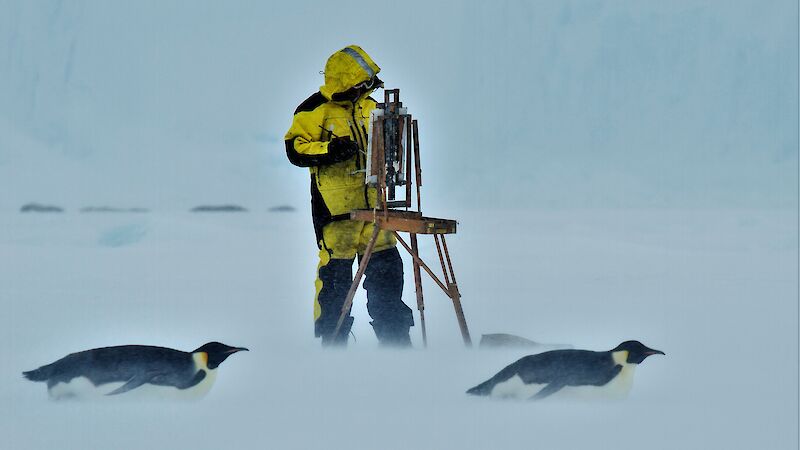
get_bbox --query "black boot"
[315,257,355,347]
[370,320,412,348]
[362,247,414,347]
[321,316,354,347]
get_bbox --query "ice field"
[1,208,796,449]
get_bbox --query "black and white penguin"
[23,342,248,400]
[467,340,664,400]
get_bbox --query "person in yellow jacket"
[284,45,414,347]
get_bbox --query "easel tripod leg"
[436,234,472,347]
[331,225,381,341]
[448,282,471,347]
[410,233,427,347]
[397,232,472,348]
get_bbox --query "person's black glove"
[327,136,359,163]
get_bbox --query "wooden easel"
[331,89,472,347]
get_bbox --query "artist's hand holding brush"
[327,136,360,163]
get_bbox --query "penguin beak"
[644,349,665,356]
[226,347,249,353]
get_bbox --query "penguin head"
[611,340,665,364]
[192,342,249,369]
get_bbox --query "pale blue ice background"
[0,0,795,211]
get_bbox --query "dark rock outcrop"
[80,207,149,213]
[268,205,296,212]
[20,203,64,213]
[190,204,248,212]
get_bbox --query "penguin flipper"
[531,382,564,400]
[106,374,153,395]
[180,369,206,389]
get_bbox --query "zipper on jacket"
[348,120,362,171]
[350,101,368,170]
[360,123,369,155]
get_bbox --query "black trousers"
[315,247,413,345]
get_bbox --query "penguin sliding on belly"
[467,340,664,401]
[23,342,248,400]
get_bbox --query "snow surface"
[1,209,797,449]
[0,0,798,449]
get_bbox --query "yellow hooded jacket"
[284,45,383,245]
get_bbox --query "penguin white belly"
[48,370,218,401]
[48,377,107,400]
[489,375,547,399]
[488,365,636,401]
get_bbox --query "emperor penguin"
[23,342,248,400]
[466,340,664,400]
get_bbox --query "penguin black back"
[23,345,195,389]
[466,349,620,396]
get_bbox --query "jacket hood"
[320,45,381,100]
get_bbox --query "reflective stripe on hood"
[319,45,381,100]
[341,47,375,78]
